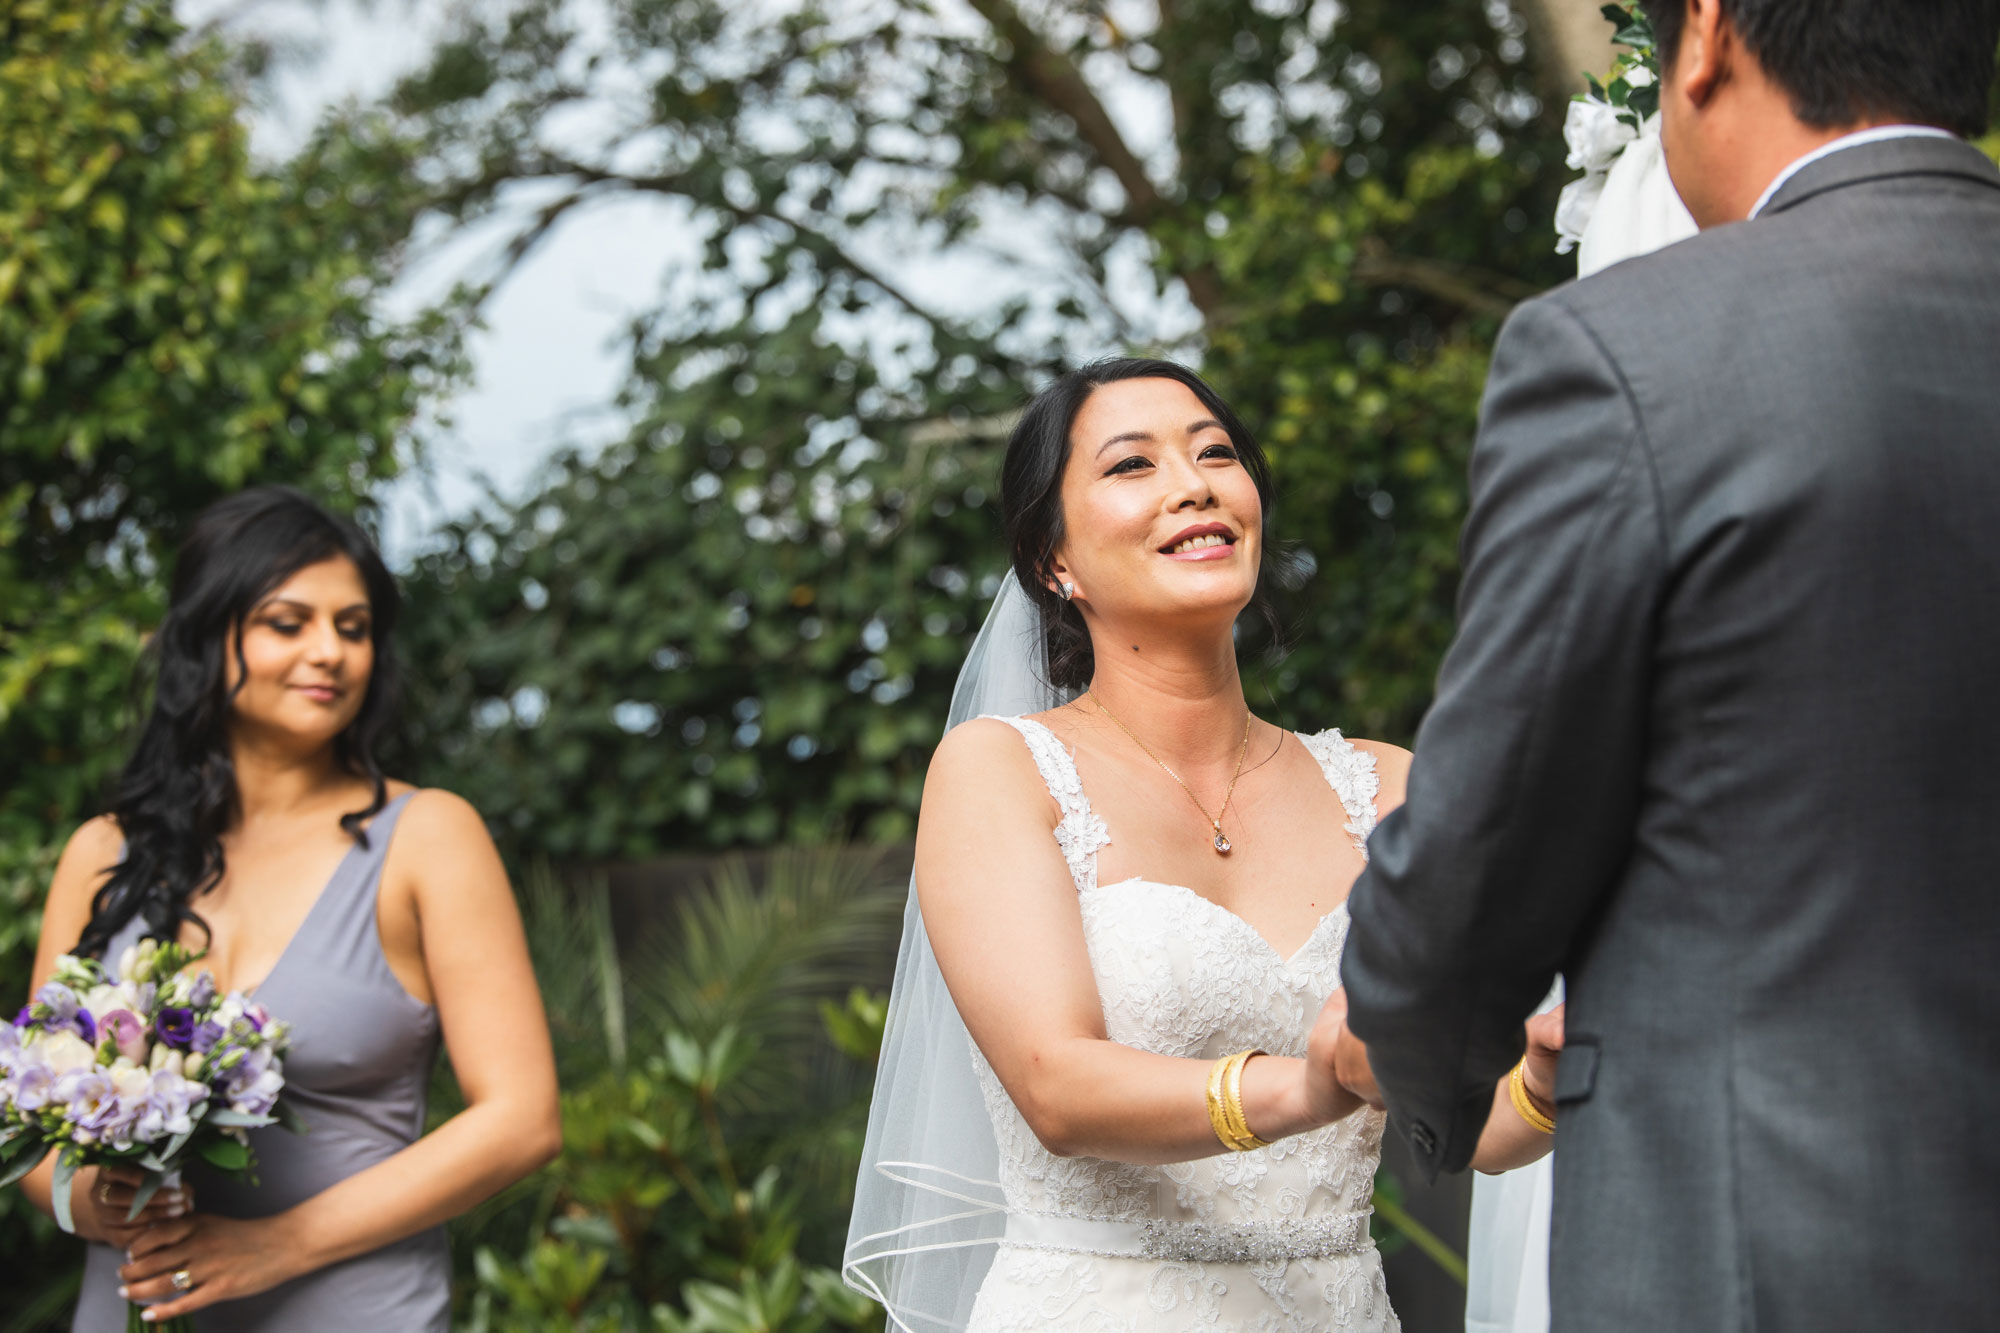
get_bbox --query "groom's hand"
[1317,989,1385,1111]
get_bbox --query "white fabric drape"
[1577,116,1698,278]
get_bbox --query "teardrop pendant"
[1213,829,1232,854]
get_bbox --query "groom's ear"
[1676,0,1734,109]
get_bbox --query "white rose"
[150,1045,185,1077]
[30,1030,97,1075]
[1564,96,1638,174]
[1623,65,1655,88]
[110,1060,152,1101]
[82,984,121,1022]
[1555,171,1608,255]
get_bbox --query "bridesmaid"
[17,486,561,1329]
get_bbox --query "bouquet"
[1,940,297,1331]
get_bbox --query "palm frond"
[516,862,626,1083]
[625,847,904,1110]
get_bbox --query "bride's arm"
[918,720,1363,1166]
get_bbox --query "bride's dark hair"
[999,358,1280,693]
[74,487,403,959]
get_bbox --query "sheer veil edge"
[841,573,1069,1332]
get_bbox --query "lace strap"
[981,714,1109,893]
[1296,728,1380,859]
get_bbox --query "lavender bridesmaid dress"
[73,792,450,1331]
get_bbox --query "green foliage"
[0,3,460,1322]
[457,851,900,1331]
[387,0,1571,863]
[1581,4,1661,127]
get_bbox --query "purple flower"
[154,1008,196,1050]
[33,983,78,1025]
[12,1005,31,1029]
[131,1070,207,1141]
[72,1009,96,1045]
[56,1067,134,1148]
[189,1021,225,1054]
[186,974,216,1009]
[7,1061,54,1112]
[221,1046,284,1118]
[99,1010,148,1065]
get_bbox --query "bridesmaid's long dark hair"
[75,487,403,959]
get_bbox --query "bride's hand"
[1304,989,1375,1122]
[1519,1003,1565,1112]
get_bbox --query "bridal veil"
[842,573,1069,1331]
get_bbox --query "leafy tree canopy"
[385,0,1571,861]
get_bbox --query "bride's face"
[1050,376,1263,631]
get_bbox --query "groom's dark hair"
[1641,0,2000,138]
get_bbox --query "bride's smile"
[1050,374,1264,629]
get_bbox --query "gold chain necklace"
[1093,696,1252,854]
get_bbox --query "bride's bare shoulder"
[922,716,1062,830]
[927,715,1043,784]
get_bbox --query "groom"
[1334,1,2000,1328]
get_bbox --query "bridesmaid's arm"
[121,790,562,1320]
[918,721,1364,1168]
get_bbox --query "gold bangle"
[1205,1050,1266,1151]
[1223,1049,1271,1150]
[1205,1055,1242,1150]
[1509,1059,1556,1134]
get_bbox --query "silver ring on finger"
[171,1268,195,1293]
[98,1182,115,1205]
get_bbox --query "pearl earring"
[1058,582,1076,601]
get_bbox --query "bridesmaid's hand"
[70,1165,190,1250]
[1304,989,1373,1123]
[117,1212,302,1320]
[1519,1004,1565,1114]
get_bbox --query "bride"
[845,358,1563,1330]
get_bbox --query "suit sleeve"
[1340,293,1665,1179]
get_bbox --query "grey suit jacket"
[1342,136,2000,1330]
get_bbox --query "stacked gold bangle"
[1205,1049,1270,1152]
[1508,1059,1556,1135]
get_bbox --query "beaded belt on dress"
[1001,1210,1373,1264]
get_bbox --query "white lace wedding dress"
[963,715,1400,1332]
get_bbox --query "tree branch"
[1350,239,1537,320]
[464,152,954,333]
[1152,0,1215,181]
[962,0,1233,324]
[962,0,1162,223]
